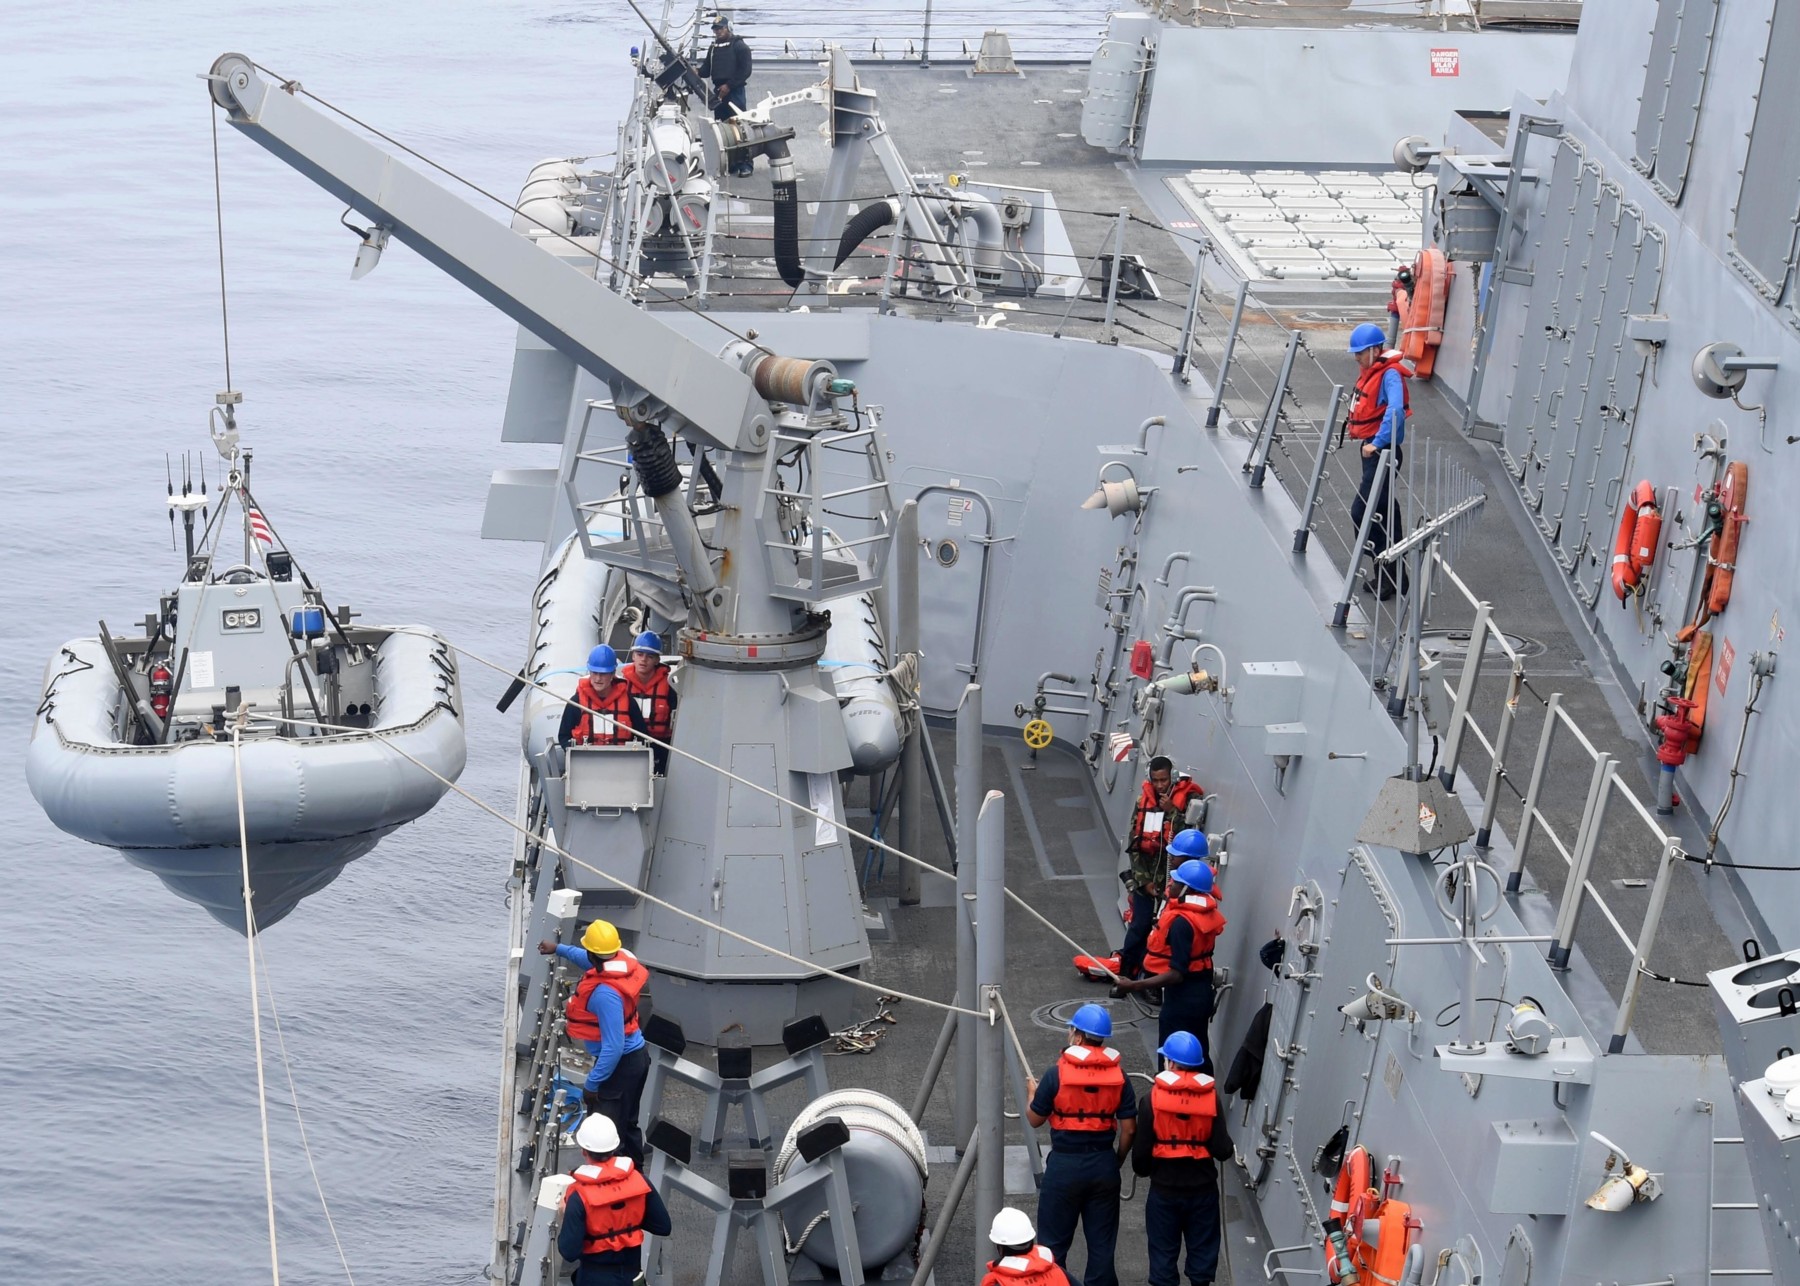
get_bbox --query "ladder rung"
[1713,1202,1761,1209]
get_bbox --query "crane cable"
[389,626,1123,984]
[230,715,280,1286]
[209,102,234,394]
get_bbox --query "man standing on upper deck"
[1347,322,1411,602]
[699,14,754,177]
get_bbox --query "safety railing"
[1424,550,1685,1052]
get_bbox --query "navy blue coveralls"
[1029,1061,1137,1286]
[557,1174,673,1285]
[1131,1083,1233,1286]
[1152,916,1215,1070]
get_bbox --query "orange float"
[1610,480,1663,603]
[1399,247,1450,380]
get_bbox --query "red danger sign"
[1717,638,1735,694]
[1430,48,1461,77]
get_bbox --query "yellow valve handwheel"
[1022,719,1054,750]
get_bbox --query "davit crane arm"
[204,54,864,634]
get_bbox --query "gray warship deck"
[669,57,1746,1058]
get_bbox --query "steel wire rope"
[230,717,282,1286]
[253,936,358,1285]
[232,66,776,359]
[209,102,235,392]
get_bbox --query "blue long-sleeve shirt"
[1371,366,1407,451]
[554,945,647,1089]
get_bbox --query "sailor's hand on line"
[1025,1076,1038,1100]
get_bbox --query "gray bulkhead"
[1460,0,1800,944]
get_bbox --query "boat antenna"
[166,454,176,552]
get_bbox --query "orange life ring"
[1325,1146,1374,1283]
[1399,248,1449,380]
[1611,480,1662,603]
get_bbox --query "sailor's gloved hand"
[537,940,557,955]
[583,1090,605,1115]
[1259,935,1286,972]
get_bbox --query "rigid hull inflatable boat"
[26,429,466,931]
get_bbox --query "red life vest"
[622,663,675,740]
[1129,777,1204,861]
[565,1157,652,1254]
[571,675,635,746]
[1347,353,1410,441]
[981,1245,1069,1286]
[566,949,649,1044]
[1047,1044,1125,1131]
[1142,893,1226,978]
[1150,1069,1218,1160]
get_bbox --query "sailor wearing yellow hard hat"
[538,919,651,1163]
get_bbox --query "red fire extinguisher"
[149,663,173,720]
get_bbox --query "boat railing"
[1424,548,1684,1052]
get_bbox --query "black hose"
[764,138,806,288]
[628,427,683,499]
[834,199,897,268]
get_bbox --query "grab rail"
[1423,547,1682,1051]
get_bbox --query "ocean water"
[0,3,1101,1282]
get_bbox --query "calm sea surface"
[0,3,1100,1282]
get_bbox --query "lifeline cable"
[231,717,281,1286]
[373,626,1126,982]
[264,709,988,1020]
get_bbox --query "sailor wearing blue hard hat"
[557,643,643,750]
[1131,1030,1231,1286]
[1114,831,1227,1058]
[1346,321,1412,601]
[622,631,678,774]
[1024,1002,1136,1286]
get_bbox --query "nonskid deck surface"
[672,58,1749,1054]
[539,730,1248,1283]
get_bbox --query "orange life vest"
[1129,777,1204,861]
[622,663,675,740]
[1150,1069,1217,1160]
[1142,894,1226,977]
[981,1245,1069,1286]
[566,949,649,1044]
[1047,1044,1125,1131]
[571,675,634,746]
[565,1157,652,1254]
[1347,353,1410,441]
